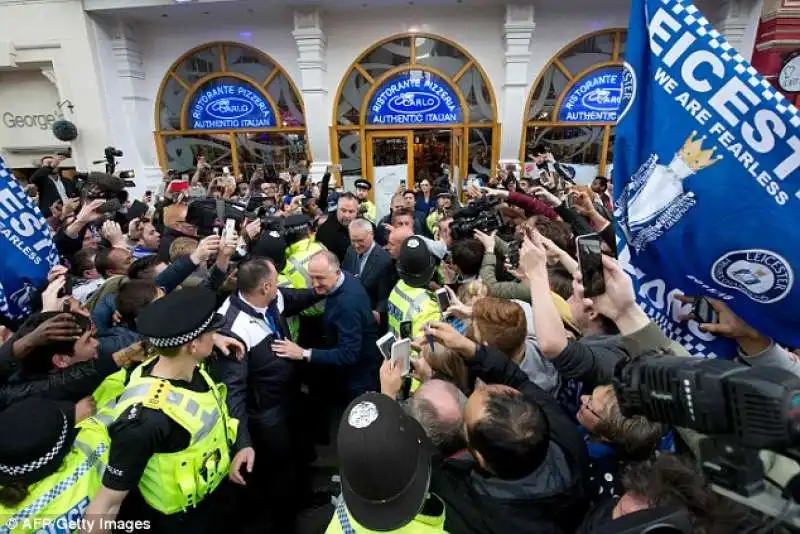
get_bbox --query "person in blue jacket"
[272,249,380,400]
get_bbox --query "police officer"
[281,214,326,346]
[387,236,441,339]
[426,192,454,237]
[353,179,377,225]
[327,393,446,533]
[84,287,238,533]
[0,398,109,532]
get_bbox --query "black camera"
[186,198,247,236]
[105,146,123,159]
[614,353,800,452]
[450,198,505,241]
[612,351,800,530]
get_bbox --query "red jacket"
[507,192,559,220]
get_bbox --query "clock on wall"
[778,54,800,93]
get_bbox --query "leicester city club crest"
[615,131,722,252]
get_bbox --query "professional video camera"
[70,172,127,215]
[450,197,506,241]
[90,146,135,184]
[610,352,800,530]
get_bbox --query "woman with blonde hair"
[417,341,470,394]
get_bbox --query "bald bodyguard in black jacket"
[215,257,322,533]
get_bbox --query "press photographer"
[29,153,77,217]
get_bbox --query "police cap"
[397,236,436,288]
[354,179,372,191]
[136,287,225,348]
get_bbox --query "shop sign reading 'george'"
[189,79,276,130]
[558,65,632,123]
[367,71,464,125]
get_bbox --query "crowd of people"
[0,147,797,534]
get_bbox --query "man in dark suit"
[342,219,394,329]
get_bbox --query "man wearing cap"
[325,392,446,533]
[387,236,441,339]
[280,214,327,345]
[84,287,238,533]
[0,398,109,531]
[353,178,377,225]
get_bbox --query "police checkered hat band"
[146,312,216,348]
[0,413,68,477]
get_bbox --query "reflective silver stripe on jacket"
[95,382,152,427]
[393,286,433,321]
[95,382,220,443]
[287,256,311,287]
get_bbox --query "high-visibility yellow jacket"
[387,280,441,339]
[0,417,109,534]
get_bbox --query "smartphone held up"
[391,338,412,376]
[376,332,396,360]
[435,288,451,313]
[576,233,605,298]
[693,297,719,325]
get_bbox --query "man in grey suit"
[343,219,395,331]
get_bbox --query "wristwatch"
[302,349,312,361]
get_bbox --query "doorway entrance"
[366,128,465,218]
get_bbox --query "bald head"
[107,248,133,277]
[386,226,414,259]
[308,249,341,294]
[407,379,467,455]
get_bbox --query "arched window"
[332,33,497,195]
[521,29,627,180]
[154,41,308,179]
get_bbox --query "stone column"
[499,4,536,173]
[715,0,761,61]
[110,19,162,195]
[292,9,331,182]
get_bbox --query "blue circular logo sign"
[387,92,442,115]
[558,65,636,124]
[367,71,463,125]
[188,79,277,129]
[711,249,794,304]
[205,97,255,120]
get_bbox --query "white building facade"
[0,0,762,197]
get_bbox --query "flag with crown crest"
[612,0,800,356]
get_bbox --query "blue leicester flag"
[0,156,60,321]
[613,0,800,357]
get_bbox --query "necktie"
[265,309,282,340]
